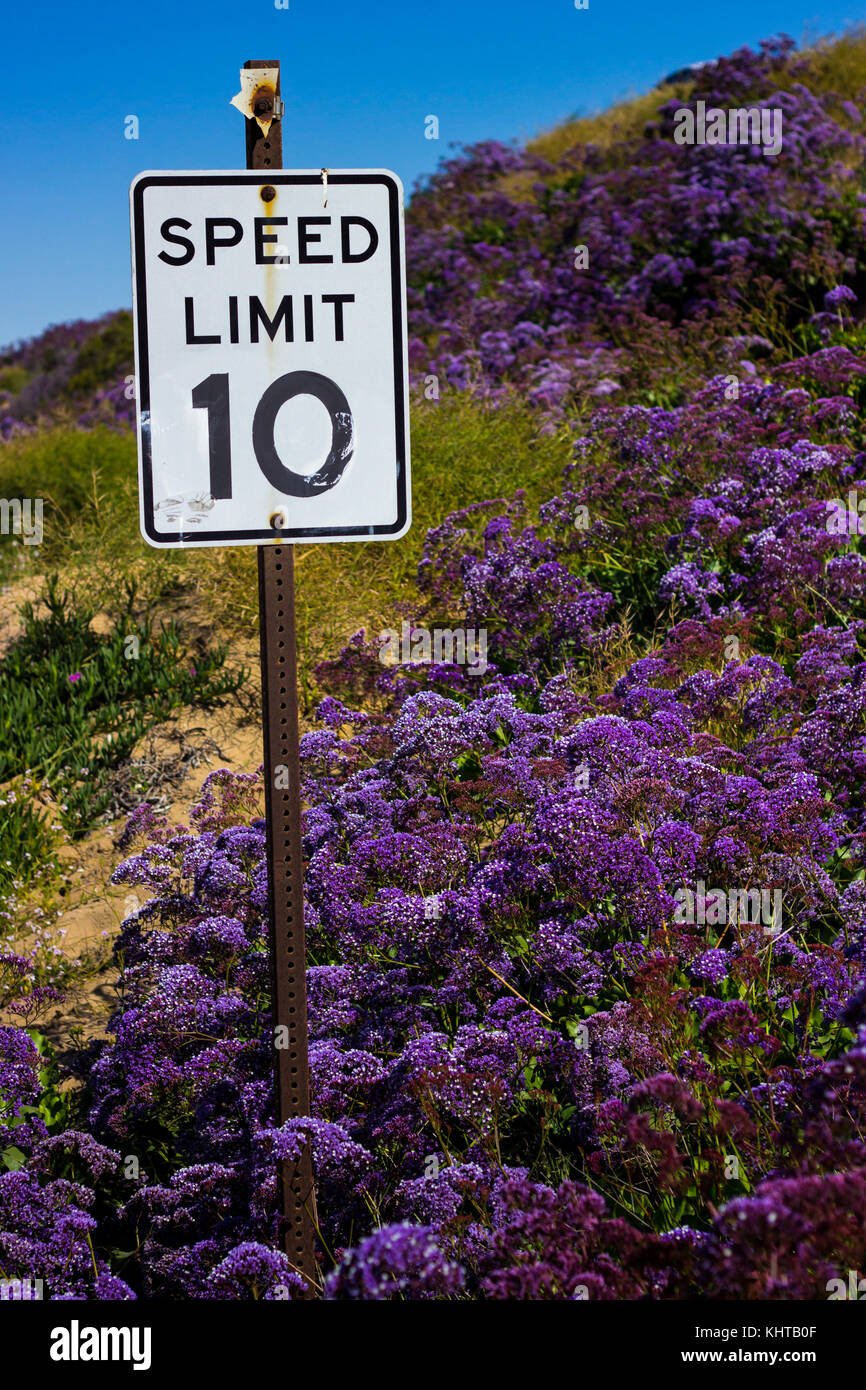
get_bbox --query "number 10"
[192,369,354,500]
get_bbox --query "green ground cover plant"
[0,578,244,898]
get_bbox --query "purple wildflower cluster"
[2,35,866,1298]
[405,37,866,412]
[0,311,133,436]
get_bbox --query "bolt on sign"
[130,170,411,545]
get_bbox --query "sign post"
[245,57,316,1296]
[129,57,411,1295]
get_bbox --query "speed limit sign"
[130,170,410,546]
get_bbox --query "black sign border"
[131,172,409,546]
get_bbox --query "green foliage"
[0,424,135,522]
[64,312,133,399]
[0,577,245,840]
[0,425,137,584]
[0,1142,27,1172]
[790,26,866,103]
[30,1030,71,1131]
[0,366,30,396]
[0,794,60,895]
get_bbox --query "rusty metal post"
[243,58,318,1294]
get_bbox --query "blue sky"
[0,0,861,346]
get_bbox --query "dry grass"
[526,84,688,167]
[794,25,866,99]
[521,26,866,179]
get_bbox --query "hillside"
[1,30,866,1302]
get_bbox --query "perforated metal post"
[245,57,318,1294]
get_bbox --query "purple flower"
[324,1224,464,1300]
[824,285,857,310]
[207,1243,308,1300]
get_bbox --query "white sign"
[130,170,411,547]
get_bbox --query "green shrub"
[0,792,60,896]
[0,577,245,839]
[0,367,30,396]
[64,312,133,399]
[0,427,136,548]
